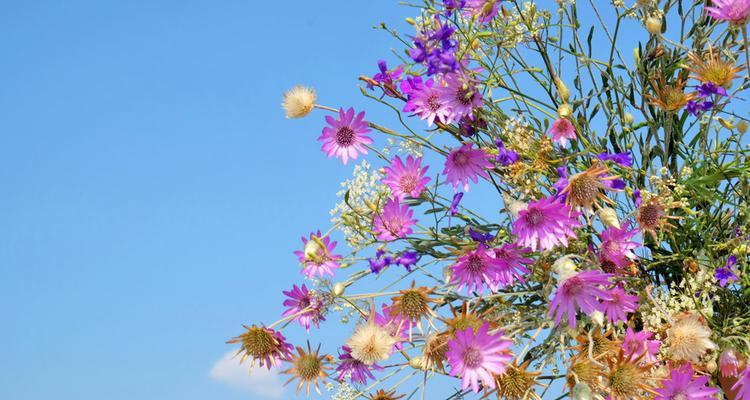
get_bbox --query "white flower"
[281,85,316,118]
[346,321,396,365]
[666,313,717,363]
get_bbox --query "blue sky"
[0,1,416,399]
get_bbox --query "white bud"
[645,17,662,35]
[303,239,322,259]
[624,112,634,125]
[590,311,605,326]
[409,356,426,370]
[553,255,578,281]
[442,266,454,285]
[572,383,593,400]
[598,207,621,229]
[332,282,346,297]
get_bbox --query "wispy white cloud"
[209,351,285,399]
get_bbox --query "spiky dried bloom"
[368,389,405,400]
[347,319,398,365]
[282,85,316,118]
[423,333,450,371]
[559,163,622,211]
[574,329,619,359]
[636,197,681,241]
[604,352,658,400]
[282,342,330,395]
[388,281,438,336]
[647,75,696,112]
[493,360,542,400]
[666,313,717,363]
[439,301,493,337]
[685,47,744,88]
[227,324,293,369]
[566,356,606,393]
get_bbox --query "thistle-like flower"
[368,389,406,400]
[388,281,438,337]
[647,75,697,112]
[636,196,681,241]
[228,324,293,369]
[559,163,623,211]
[492,360,542,400]
[282,342,330,395]
[347,318,398,365]
[685,47,744,89]
[282,85,316,118]
[666,313,717,363]
[604,351,658,400]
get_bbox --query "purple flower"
[450,192,464,216]
[731,365,750,399]
[597,151,633,167]
[655,364,720,400]
[633,189,642,207]
[715,255,739,287]
[439,73,483,121]
[369,249,394,274]
[495,139,519,166]
[622,327,661,364]
[706,0,750,25]
[464,0,499,23]
[443,143,493,190]
[373,198,417,241]
[697,81,728,97]
[443,0,467,15]
[445,323,513,393]
[318,108,373,165]
[686,99,714,116]
[373,304,409,347]
[401,77,453,126]
[553,167,569,201]
[335,346,382,385]
[492,243,533,288]
[369,60,403,98]
[451,248,505,293]
[282,284,325,331]
[382,155,431,201]
[469,227,495,246]
[548,270,613,329]
[409,18,459,76]
[512,196,582,252]
[598,223,640,269]
[395,251,420,271]
[294,231,343,279]
[600,286,639,324]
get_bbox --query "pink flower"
[445,323,513,393]
[374,303,409,348]
[655,364,720,400]
[281,283,325,331]
[719,348,741,377]
[706,0,750,25]
[548,118,576,147]
[293,231,343,279]
[512,196,582,252]
[492,243,533,288]
[622,327,661,364]
[382,155,431,201]
[402,77,453,126]
[318,107,372,164]
[598,223,640,269]
[442,143,493,190]
[548,270,613,328]
[464,0,499,23]
[439,73,483,122]
[600,286,639,324]
[451,248,505,293]
[732,365,750,400]
[372,198,417,241]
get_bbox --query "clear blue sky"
[0,1,414,399]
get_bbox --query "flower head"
[559,163,623,211]
[731,365,750,399]
[493,360,542,400]
[464,0,499,23]
[318,107,372,164]
[715,255,739,287]
[622,327,661,364]
[282,85,316,118]
[401,77,453,126]
[382,155,430,200]
[451,247,506,293]
[445,323,514,393]
[600,286,639,324]
[492,243,533,288]
[409,17,459,75]
[282,342,330,395]
[372,198,417,241]
[654,363,720,400]
[548,269,613,328]
[439,73,484,121]
[512,196,582,252]
[647,75,696,112]
[388,282,438,336]
[347,319,398,365]
[666,313,717,363]
[282,284,325,331]
[442,143,493,190]
[369,60,403,97]
[228,324,294,369]
[597,151,633,167]
[368,389,406,400]
[495,139,520,166]
[686,47,744,88]
[549,118,576,147]
[706,0,750,25]
[294,231,342,279]
[598,223,640,269]
[335,345,382,385]
[719,348,742,377]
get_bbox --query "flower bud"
[303,238,322,259]
[405,17,416,26]
[332,282,346,297]
[590,311,605,326]
[737,120,748,134]
[553,255,578,281]
[633,47,641,64]
[624,112,634,125]
[557,103,573,118]
[719,348,741,377]
[555,77,571,103]
[645,17,662,35]
[598,207,621,229]
[442,265,454,285]
[572,383,593,400]
[409,356,427,370]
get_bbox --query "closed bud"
[409,356,427,370]
[364,199,379,212]
[333,282,346,297]
[598,207,621,229]
[718,117,734,130]
[405,17,416,26]
[634,47,641,64]
[442,266,453,285]
[736,120,748,133]
[557,103,573,118]
[555,77,571,103]
[572,383,593,400]
[624,112,634,125]
[590,311,605,326]
[303,238,323,259]
[645,17,662,35]
[553,255,578,281]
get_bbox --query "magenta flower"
[442,143,493,190]
[318,107,372,164]
[706,0,750,24]
[335,346,383,385]
[445,323,513,393]
[402,77,453,126]
[622,327,661,364]
[282,283,325,331]
[600,286,639,324]
[732,365,750,400]
[655,364,720,400]
[512,196,582,252]
[374,304,409,348]
[548,118,576,147]
[382,155,431,200]
[492,243,533,288]
[548,270,613,328]
[372,198,417,241]
[293,231,343,279]
[598,223,640,269]
[451,248,505,293]
[439,73,483,122]
[464,0,499,23]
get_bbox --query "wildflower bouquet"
[234,0,750,399]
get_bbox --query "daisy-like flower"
[548,269,613,329]
[318,107,372,164]
[706,0,750,25]
[282,284,325,332]
[732,365,750,400]
[559,163,623,211]
[401,77,453,126]
[512,196,582,252]
[492,243,533,288]
[622,327,661,364]
[445,323,513,393]
[388,282,438,337]
[372,198,417,241]
[451,247,505,293]
[654,364,719,400]
[442,143,493,190]
[439,73,483,121]
[228,324,294,369]
[647,75,697,112]
[685,46,744,89]
[382,155,430,200]
[335,345,382,385]
[719,348,741,377]
[600,286,639,324]
[598,223,640,269]
[666,313,718,363]
[282,85,316,118]
[293,231,343,279]
[549,118,576,147]
[282,342,330,395]
[347,319,398,365]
